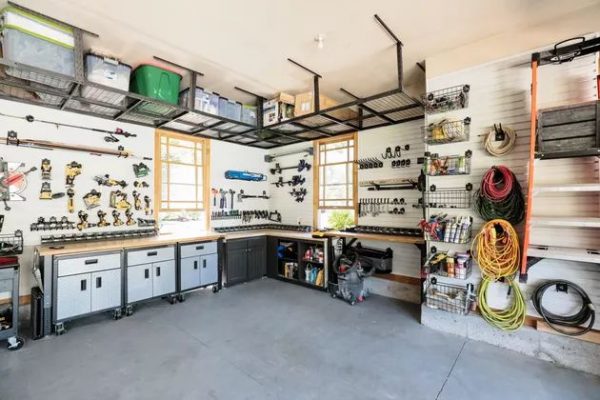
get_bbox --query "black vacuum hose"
[532,280,595,336]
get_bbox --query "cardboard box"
[294,92,357,121]
[276,92,295,105]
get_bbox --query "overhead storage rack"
[0,4,423,148]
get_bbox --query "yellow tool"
[40,158,51,180]
[66,188,75,213]
[125,209,136,226]
[110,190,131,210]
[65,161,82,186]
[83,189,102,209]
[97,210,110,227]
[143,195,152,216]
[76,210,88,231]
[39,182,52,200]
[133,190,142,211]
[112,210,124,226]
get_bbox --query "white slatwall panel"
[267,142,314,226]
[426,51,599,328]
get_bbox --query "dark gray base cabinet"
[225,237,266,287]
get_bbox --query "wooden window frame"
[154,129,211,230]
[312,132,358,228]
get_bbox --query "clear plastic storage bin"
[1,27,74,89]
[241,105,257,126]
[180,88,219,115]
[218,97,242,121]
[81,54,131,105]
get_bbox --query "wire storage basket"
[0,230,23,255]
[425,250,473,280]
[425,278,475,315]
[423,84,470,114]
[424,150,472,176]
[421,216,472,244]
[423,184,473,209]
[423,117,471,144]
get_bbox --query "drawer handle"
[96,277,102,288]
[156,267,161,277]
[196,245,204,250]
[194,260,198,270]
[203,259,207,268]
[85,259,98,265]
[80,279,87,291]
[144,269,150,279]
[147,251,158,256]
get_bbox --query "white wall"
[424,48,599,327]
[0,99,155,296]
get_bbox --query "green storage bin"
[130,65,181,104]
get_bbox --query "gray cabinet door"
[91,269,122,312]
[200,253,219,286]
[247,238,266,281]
[56,273,91,321]
[127,264,153,303]
[226,240,248,287]
[180,256,201,291]
[153,260,176,296]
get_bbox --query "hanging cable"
[483,124,517,157]
[474,165,525,224]
[472,219,520,280]
[478,278,526,331]
[532,280,595,336]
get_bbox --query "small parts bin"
[1,6,75,88]
[180,87,219,115]
[130,64,181,105]
[81,54,131,105]
[218,97,242,121]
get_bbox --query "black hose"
[532,280,595,336]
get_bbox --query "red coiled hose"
[480,165,514,201]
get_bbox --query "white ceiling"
[12,0,600,104]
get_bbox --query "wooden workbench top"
[36,231,225,257]
[36,229,328,257]
[320,230,425,245]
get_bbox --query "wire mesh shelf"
[425,277,475,315]
[425,250,472,280]
[423,84,470,114]
[422,184,473,208]
[423,151,472,176]
[0,230,23,255]
[423,117,471,144]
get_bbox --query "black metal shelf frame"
[0,5,423,148]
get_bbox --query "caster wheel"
[349,300,356,306]
[212,286,219,293]
[331,293,337,298]
[169,296,176,305]
[7,336,24,351]
[113,309,123,320]
[125,306,134,317]
[177,294,185,302]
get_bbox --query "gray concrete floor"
[1,278,599,400]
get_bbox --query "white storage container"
[218,97,242,121]
[241,105,257,126]
[81,54,131,105]
[180,87,219,115]
[1,6,74,47]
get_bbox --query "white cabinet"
[91,269,121,312]
[178,241,219,292]
[180,257,201,291]
[56,273,91,321]
[152,260,176,297]
[126,246,176,304]
[127,264,153,303]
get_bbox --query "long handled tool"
[0,112,137,142]
[1,131,152,160]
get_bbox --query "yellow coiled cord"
[478,278,526,331]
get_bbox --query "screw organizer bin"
[218,97,242,121]
[421,184,473,209]
[425,277,475,315]
[423,151,472,176]
[423,117,471,144]
[422,84,470,114]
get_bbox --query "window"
[155,129,210,231]
[314,133,357,229]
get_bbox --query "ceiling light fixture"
[314,34,325,49]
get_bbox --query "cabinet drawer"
[127,246,174,266]
[57,253,121,277]
[180,241,217,258]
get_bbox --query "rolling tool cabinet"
[0,258,23,350]
[177,239,222,301]
[124,245,177,315]
[52,251,123,335]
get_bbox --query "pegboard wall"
[424,50,599,327]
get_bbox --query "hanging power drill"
[112,210,124,226]
[97,210,110,227]
[125,209,136,226]
[65,161,82,186]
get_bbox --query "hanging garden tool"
[269,159,311,175]
[0,112,137,142]
[2,131,152,160]
[132,162,150,178]
[40,159,52,180]
[264,147,313,162]
[65,162,82,186]
[94,174,127,188]
[224,170,267,182]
